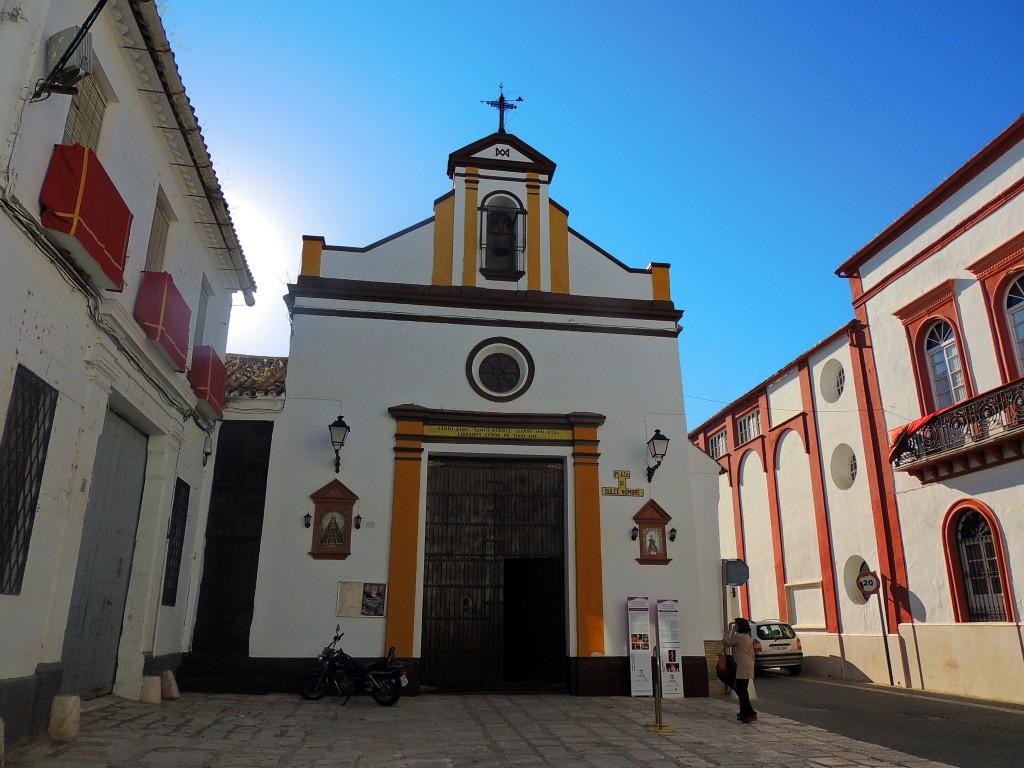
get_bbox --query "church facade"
[188,129,724,695]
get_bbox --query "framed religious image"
[633,499,672,565]
[309,479,359,560]
[361,583,387,616]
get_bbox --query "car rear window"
[756,623,796,640]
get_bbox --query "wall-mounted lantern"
[631,525,639,541]
[303,511,312,529]
[329,413,351,473]
[354,514,362,530]
[669,527,677,542]
[646,429,670,481]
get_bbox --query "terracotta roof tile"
[225,354,287,397]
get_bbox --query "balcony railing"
[890,378,1024,481]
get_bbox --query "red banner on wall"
[134,271,191,371]
[189,345,226,420]
[39,144,133,291]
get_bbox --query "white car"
[750,620,803,675]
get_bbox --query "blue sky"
[162,1,1024,428]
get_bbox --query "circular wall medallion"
[466,338,534,401]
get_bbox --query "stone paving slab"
[7,692,955,768]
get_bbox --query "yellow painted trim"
[431,195,455,286]
[70,146,89,236]
[549,203,570,294]
[300,237,324,277]
[527,174,541,291]
[651,264,671,301]
[461,169,479,287]
[573,425,605,656]
[385,419,424,658]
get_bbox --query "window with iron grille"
[62,69,107,152]
[708,429,727,459]
[956,510,1007,622]
[736,409,761,446]
[161,477,190,606]
[0,365,59,595]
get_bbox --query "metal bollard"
[645,645,672,734]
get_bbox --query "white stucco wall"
[0,1,244,702]
[737,450,777,620]
[247,304,710,659]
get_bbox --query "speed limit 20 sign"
[856,571,881,596]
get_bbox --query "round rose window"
[467,338,534,401]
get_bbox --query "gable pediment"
[447,132,557,179]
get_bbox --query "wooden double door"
[421,456,567,691]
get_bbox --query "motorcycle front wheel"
[371,678,401,706]
[300,670,330,700]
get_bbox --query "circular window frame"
[466,337,535,402]
[820,358,846,404]
[830,443,858,490]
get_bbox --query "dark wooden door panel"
[421,457,566,691]
[191,421,273,655]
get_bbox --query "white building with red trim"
[692,115,1024,703]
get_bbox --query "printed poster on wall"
[657,599,684,698]
[627,596,653,696]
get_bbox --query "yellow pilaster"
[431,194,455,286]
[527,174,541,290]
[572,424,605,656]
[300,236,324,277]
[549,203,570,294]
[650,263,671,301]
[461,169,479,287]
[385,419,424,658]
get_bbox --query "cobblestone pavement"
[7,692,954,768]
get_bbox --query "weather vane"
[481,83,523,134]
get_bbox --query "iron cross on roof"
[481,83,523,134]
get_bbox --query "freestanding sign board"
[627,596,653,696]
[657,599,684,698]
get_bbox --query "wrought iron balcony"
[889,378,1024,482]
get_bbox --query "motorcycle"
[300,625,408,706]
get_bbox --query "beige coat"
[722,631,755,679]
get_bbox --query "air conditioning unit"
[46,27,93,87]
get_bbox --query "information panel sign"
[627,596,653,696]
[657,599,684,698]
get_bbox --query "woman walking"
[722,618,757,723]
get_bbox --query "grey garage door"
[61,409,148,698]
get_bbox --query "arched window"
[925,321,966,408]
[1006,275,1024,375]
[955,510,1007,622]
[479,193,525,279]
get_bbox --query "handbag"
[716,653,728,675]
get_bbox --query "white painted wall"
[247,303,710,658]
[737,450,778,620]
[0,1,245,705]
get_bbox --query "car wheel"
[788,665,802,676]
